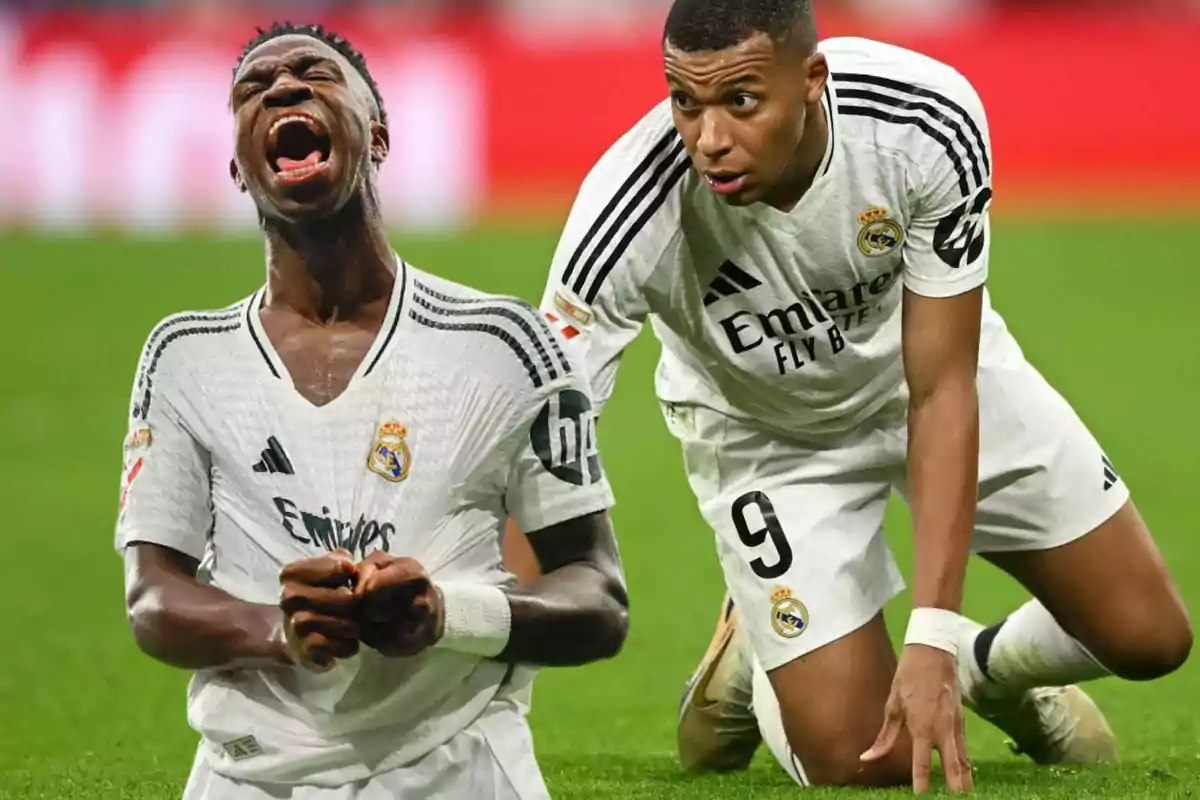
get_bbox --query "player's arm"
[124,543,293,670]
[901,288,982,615]
[118,329,354,672]
[861,75,993,790]
[897,75,993,619]
[355,511,628,667]
[496,509,627,665]
[118,381,293,670]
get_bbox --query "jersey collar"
[245,253,409,383]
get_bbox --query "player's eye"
[731,93,759,112]
[306,71,337,83]
[672,92,698,112]
[236,84,264,103]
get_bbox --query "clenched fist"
[277,550,361,671]
[353,552,444,658]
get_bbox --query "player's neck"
[262,194,396,323]
[763,99,829,214]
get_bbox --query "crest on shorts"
[367,420,412,483]
[770,586,809,639]
[856,205,904,257]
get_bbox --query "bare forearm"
[907,378,979,612]
[127,567,287,671]
[499,562,629,667]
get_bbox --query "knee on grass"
[798,742,910,789]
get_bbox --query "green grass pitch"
[1,219,1197,798]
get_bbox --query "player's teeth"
[270,115,311,136]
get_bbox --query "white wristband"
[903,607,962,659]
[435,582,512,658]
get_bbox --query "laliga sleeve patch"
[530,389,601,486]
[933,186,992,269]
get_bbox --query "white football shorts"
[181,697,549,800]
[660,324,1131,672]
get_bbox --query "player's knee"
[1098,598,1192,681]
[797,740,909,788]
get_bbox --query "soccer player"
[116,24,627,800]
[523,0,1193,791]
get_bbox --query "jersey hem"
[902,267,988,299]
[510,489,614,535]
[117,533,207,562]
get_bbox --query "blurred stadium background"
[1,1,1197,798]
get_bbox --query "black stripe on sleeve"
[135,322,243,419]
[584,155,691,304]
[136,309,242,393]
[838,104,971,196]
[412,282,569,382]
[572,138,687,300]
[561,129,680,289]
[836,87,983,188]
[833,72,990,175]
[521,305,573,378]
[407,311,543,388]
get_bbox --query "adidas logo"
[703,261,763,306]
[1102,454,1120,492]
[253,436,295,476]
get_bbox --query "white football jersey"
[114,258,614,785]
[541,37,997,435]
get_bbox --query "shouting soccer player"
[519,0,1192,792]
[116,24,627,800]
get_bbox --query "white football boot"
[955,617,1118,765]
[677,595,762,772]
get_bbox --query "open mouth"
[704,171,749,195]
[266,113,333,183]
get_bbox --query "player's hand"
[353,552,443,658]
[861,644,974,793]
[277,550,360,672]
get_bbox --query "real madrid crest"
[770,586,809,639]
[367,420,412,483]
[856,205,904,257]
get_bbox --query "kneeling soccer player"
[117,23,626,799]
[514,0,1192,791]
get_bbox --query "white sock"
[750,659,809,786]
[980,600,1110,691]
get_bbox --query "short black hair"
[234,22,387,126]
[663,0,816,54]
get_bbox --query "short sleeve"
[115,329,213,560]
[901,76,994,299]
[504,374,615,535]
[539,100,685,417]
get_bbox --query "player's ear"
[370,121,390,166]
[805,52,828,106]
[230,159,248,193]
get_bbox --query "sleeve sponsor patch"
[530,389,601,486]
[933,187,992,269]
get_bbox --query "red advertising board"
[1,9,1196,231]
